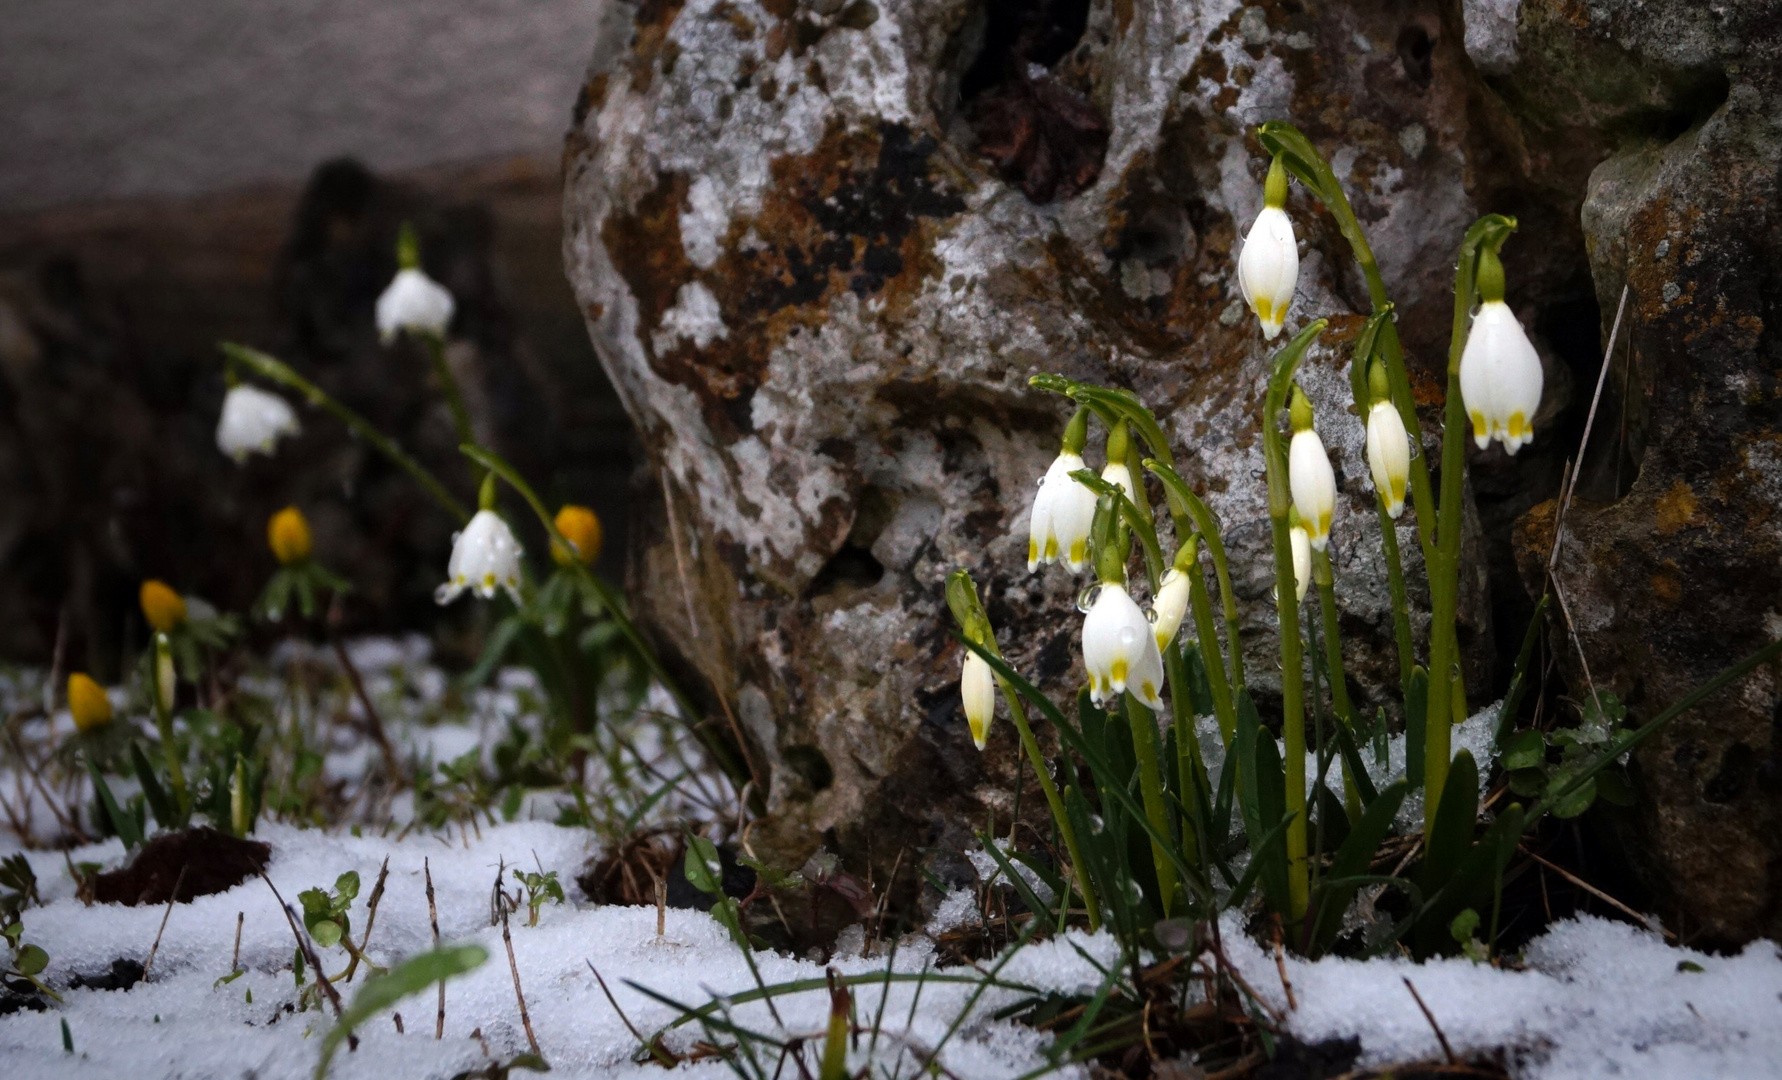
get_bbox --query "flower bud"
[153,632,176,716]
[216,384,300,463]
[551,505,603,567]
[961,650,996,751]
[1237,157,1298,341]
[67,673,112,733]
[140,580,187,634]
[1365,399,1411,518]
[1288,390,1336,551]
[267,506,313,565]
[1290,523,1312,604]
[1151,567,1191,653]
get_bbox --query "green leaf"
[1449,908,1480,946]
[1496,594,1550,747]
[1404,666,1429,790]
[130,742,179,830]
[1235,691,1290,916]
[85,759,142,851]
[1500,730,1547,771]
[1307,781,1409,953]
[1595,768,1634,807]
[1508,768,1548,798]
[1421,749,1479,896]
[1677,960,1704,973]
[314,945,489,1080]
[334,872,360,903]
[683,836,724,896]
[309,919,343,948]
[1549,773,1596,819]
[15,943,47,976]
[298,888,330,917]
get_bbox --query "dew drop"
[1076,584,1102,613]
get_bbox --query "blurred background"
[0,0,632,675]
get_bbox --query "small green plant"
[1500,690,1636,818]
[511,867,564,927]
[300,872,360,950]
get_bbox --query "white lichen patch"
[653,280,729,351]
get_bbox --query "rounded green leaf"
[1501,729,1547,771]
[1550,774,1596,819]
[310,919,342,948]
[15,943,48,976]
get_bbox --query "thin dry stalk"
[1403,977,1457,1065]
[426,857,444,1039]
[260,871,347,1021]
[496,862,542,1056]
[231,911,244,972]
[655,878,666,939]
[142,865,190,980]
[329,632,401,783]
[1548,282,1632,573]
[1519,845,1674,939]
[661,471,701,641]
[1271,917,1297,1012]
[341,856,390,982]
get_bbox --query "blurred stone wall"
[0,0,635,675]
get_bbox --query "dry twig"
[1403,977,1457,1065]
[142,865,190,980]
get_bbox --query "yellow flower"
[67,673,112,732]
[140,580,187,633]
[267,506,313,565]
[552,505,603,566]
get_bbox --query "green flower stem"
[1311,548,1362,824]
[421,333,476,452]
[1002,685,1101,932]
[1260,321,1327,920]
[1256,123,1437,564]
[1125,694,1176,915]
[1186,553,1237,747]
[1166,643,1208,866]
[1145,461,1246,697]
[1423,215,1517,831]
[222,343,470,524]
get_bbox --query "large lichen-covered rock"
[1507,0,1782,945]
[561,0,1608,889]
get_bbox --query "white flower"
[1365,400,1411,518]
[1151,567,1191,652]
[1238,205,1298,341]
[435,510,523,605]
[1027,452,1098,573]
[1459,300,1543,454]
[1290,525,1311,603]
[1101,460,1136,504]
[376,267,455,343]
[216,384,300,462]
[1289,426,1337,551]
[1082,583,1166,712]
[961,651,995,751]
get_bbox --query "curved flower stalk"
[1287,387,1337,551]
[216,383,301,462]
[946,569,1100,930]
[1238,156,1299,340]
[1027,408,1099,573]
[1459,249,1543,454]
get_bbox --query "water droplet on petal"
[1076,585,1102,613]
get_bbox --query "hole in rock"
[953,0,1106,204]
[783,744,836,793]
[806,543,885,598]
[1703,742,1754,804]
[1396,23,1434,88]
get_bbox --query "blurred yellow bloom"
[552,505,603,567]
[267,506,313,565]
[67,673,112,732]
[140,580,187,633]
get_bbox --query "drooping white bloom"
[1101,460,1136,504]
[1238,205,1298,341]
[1027,452,1098,573]
[1459,300,1543,454]
[1289,427,1337,551]
[961,651,995,751]
[1365,400,1411,518]
[1290,525,1311,603]
[216,384,300,462]
[435,510,523,605]
[1082,583,1166,712]
[376,267,456,343]
[1151,567,1191,652]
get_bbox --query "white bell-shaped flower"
[961,651,995,751]
[1151,567,1191,652]
[1459,300,1543,455]
[216,384,301,462]
[376,267,456,344]
[1237,158,1298,341]
[1082,582,1166,712]
[435,510,523,605]
[1027,451,1098,573]
[1290,524,1312,603]
[1101,460,1136,503]
[1289,426,1337,552]
[1366,399,1411,518]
